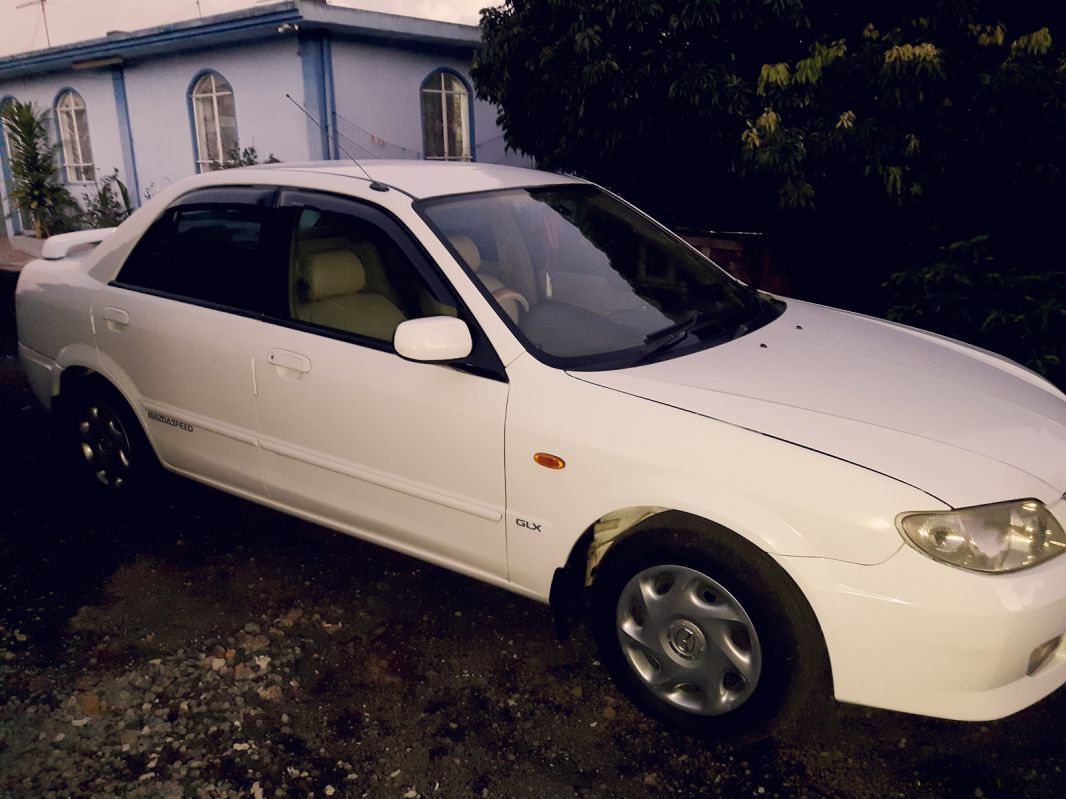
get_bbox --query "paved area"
[2,281,1066,797]
[0,236,34,273]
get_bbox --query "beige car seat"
[296,236,401,306]
[448,234,527,324]
[297,248,406,341]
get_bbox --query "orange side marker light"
[534,452,566,470]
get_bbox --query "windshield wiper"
[635,312,736,364]
[636,312,701,362]
[644,312,699,345]
[726,289,766,341]
[634,293,768,365]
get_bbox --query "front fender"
[503,355,944,601]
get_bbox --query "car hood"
[571,299,1066,507]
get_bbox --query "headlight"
[897,499,1066,573]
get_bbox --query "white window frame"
[55,90,94,183]
[421,71,472,162]
[190,72,238,173]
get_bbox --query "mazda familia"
[15,161,1066,739]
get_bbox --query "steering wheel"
[491,287,531,313]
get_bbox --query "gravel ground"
[2,315,1066,797]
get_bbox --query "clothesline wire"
[333,111,515,160]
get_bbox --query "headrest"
[301,249,366,301]
[449,235,481,272]
[298,236,352,256]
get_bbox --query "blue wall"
[0,70,126,237]
[0,25,528,237]
[123,38,309,198]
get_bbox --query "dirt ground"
[2,294,1066,797]
[0,238,31,273]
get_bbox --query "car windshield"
[417,184,777,370]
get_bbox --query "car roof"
[249,160,586,199]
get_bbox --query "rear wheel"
[62,381,157,493]
[590,513,828,741]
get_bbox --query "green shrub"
[885,236,1066,386]
[81,168,132,228]
[221,144,280,169]
[0,100,80,237]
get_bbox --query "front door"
[252,189,510,578]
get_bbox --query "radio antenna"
[285,93,389,192]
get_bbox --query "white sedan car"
[15,161,1066,740]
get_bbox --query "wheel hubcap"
[78,403,131,488]
[667,619,706,660]
[616,565,762,716]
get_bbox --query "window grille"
[56,90,95,182]
[190,72,239,172]
[421,71,472,162]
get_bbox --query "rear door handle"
[269,349,312,374]
[102,306,130,329]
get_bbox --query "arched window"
[420,70,472,162]
[190,71,238,172]
[55,89,95,182]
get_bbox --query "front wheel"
[613,563,762,716]
[590,515,828,741]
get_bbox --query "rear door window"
[115,187,279,315]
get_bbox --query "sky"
[0,0,490,58]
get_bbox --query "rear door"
[92,186,280,495]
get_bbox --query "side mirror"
[393,316,473,362]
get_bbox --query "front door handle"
[269,349,312,374]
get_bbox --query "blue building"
[0,0,525,238]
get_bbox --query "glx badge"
[516,518,542,532]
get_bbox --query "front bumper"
[776,541,1066,721]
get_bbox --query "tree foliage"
[477,2,1066,231]
[746,4,1066,242]
[474,0,808,227]
[1,100,80,237]
[475,1,1066,383]
[885,236,1066,381]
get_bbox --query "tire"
[60,379,159,494]
[589,512,829,742]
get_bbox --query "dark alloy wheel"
[63,381,157,494]
[77,399,134,488]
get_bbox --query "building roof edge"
[0,1,480,81]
